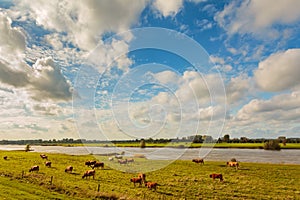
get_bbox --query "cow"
[145,182,158,190]
[108,157,114,161]
[82,170,95,179]
[115,155,123,159]
[92,162,104,169]
[40,154,48,159]
[192,158,204,164]
[130,177,142,187]
[138,173,146,184]
[118,159,127,165]
[45,161,52,167]
[29,165,39,172]
[127,158,134,164]
[3,156,7,160]
[85,160,96,167]
[65,165,73,173]
[227,161,239,169]
[209,173,223,181]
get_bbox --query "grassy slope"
[0,150,299,199]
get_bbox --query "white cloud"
[254,49,300,92]
[14,0,148,51]
[0,12,26,64]
[152,0,183,17]
[215,0,300,38]
[235,91,300,123]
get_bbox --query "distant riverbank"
[38,142,300,149]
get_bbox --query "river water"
[0,145,299,164]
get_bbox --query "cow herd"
[192,157,240,182]
[21,153,240,192]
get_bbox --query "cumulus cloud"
[215,0,300,38]
[0,12,26,63]
[14,0,148,50]
[235,91,300,123]
[254,49,300,92]
[152,0,183,17]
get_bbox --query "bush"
[264,140,281,150]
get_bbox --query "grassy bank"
[67,142,300,149]
[0,150,299,199]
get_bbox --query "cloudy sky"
[0,0,299,140]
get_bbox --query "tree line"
[0,135,299,145]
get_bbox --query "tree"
[264,140,281,150]
[223,134,230,143]
[140,139,146,148]
[25,144,31,152]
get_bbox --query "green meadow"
[0,150,299,199]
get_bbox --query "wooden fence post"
[97,183,100,192]
[50,176,53,185]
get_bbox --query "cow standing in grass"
[82,170,95,179]
[65,165,73,173]
[29,165,39,172]
[130,177,142,187]
[40,154,48,159]
[92,162,104,169]
[210,173,223,181]
[192,158,204,164]
[145,182,158,190]
[45,161,51,167]
[138,173,146,184]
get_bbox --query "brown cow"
[145,182,158,190]
[29,165,39,172]
[127,158,134,163]
[65,165,73,173]
[118,159,127,165]
[192,158,204,164]
[3,156,7,160]
[227,161,239,169]
[45,161,51,167]
[85,160,96,167]
[130,177,142,187]
[82,170,95,179]
[138,173,146,184]
[92,162,104,169]
[40,154,48,159]
[209,173,223,181]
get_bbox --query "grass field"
[0,150,299,199]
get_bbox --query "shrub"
[264,140,281,150]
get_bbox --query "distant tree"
[264,140,281,150]
[25,144,31,152]
[140,139,146,148]
[223,134,230,143]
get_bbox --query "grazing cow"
[118,159,127,165]
[65,165,73,173]
[45,161,52,167]
[108,157,114,161]
[85,160,96,167]
[3,156,7,160]
[192,158,204,164]
[92,162,104,169]
[138,173,146,184]
[40,154,48,159]
[227,161,239,169]
[209,173,223,181]
[130,177,142,187]
[127,158,134,164]
[29,165,39,172]
[145,182,158,190]
[115,155,123,159]
[82,170,95,179]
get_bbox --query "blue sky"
[0,0,300,140]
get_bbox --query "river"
[0,145,299,164]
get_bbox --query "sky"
[0,0,300,140]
